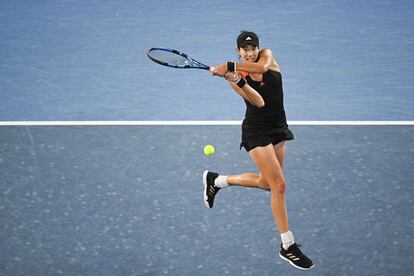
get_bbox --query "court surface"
[1,1,413,275]
[1,125,413,275]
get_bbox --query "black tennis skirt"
[240,120,294,152]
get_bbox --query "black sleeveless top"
[243,70,288,128]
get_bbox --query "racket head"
[147,48,210,70]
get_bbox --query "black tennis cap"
[237,31,259,48]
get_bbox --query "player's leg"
[203,145,271,208]
[203,170,270,208]
[203,142,284,207]
[225,141,286,191]
[227,172,270,191]
[248,144,289,233]
[249,144,313,269]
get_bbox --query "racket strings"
[149,50,191,67]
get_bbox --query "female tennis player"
[203,31,314,270]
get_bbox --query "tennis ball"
[203,145,215,156]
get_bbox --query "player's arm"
[225,73,264,108]
[213,49,276,76]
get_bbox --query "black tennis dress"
[240,70,294,152]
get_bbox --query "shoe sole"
[279,253,314,270]
[202,170,211,208]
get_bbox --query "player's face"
[238,44,259,63]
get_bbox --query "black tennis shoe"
[279,243,314,270]
[203,170,220,208]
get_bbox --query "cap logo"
[246,37,252,41]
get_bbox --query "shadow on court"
[1,125,413,275]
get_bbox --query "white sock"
[214,175,229,188]
[281,230,295,250]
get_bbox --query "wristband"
[226,61,235,72]
[236,77,246,88]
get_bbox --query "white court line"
[0,121,413,126]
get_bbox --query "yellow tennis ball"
[203,145,215,156]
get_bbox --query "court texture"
[1,1,413,275]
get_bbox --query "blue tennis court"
[1,1,413,275]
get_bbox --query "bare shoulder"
[259,48,280,72]
[259,48,273,57]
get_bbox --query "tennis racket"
[147,47,210,70]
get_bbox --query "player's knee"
[270,178,286,194]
